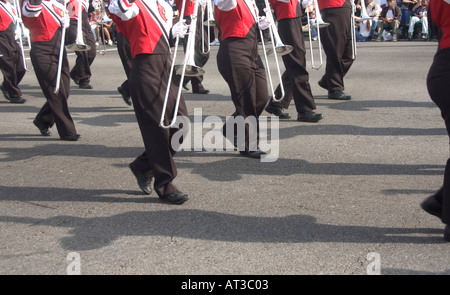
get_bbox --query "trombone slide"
[66,0,91,52]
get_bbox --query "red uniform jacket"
[269,0,301,20]
[214,0,257,40]
[108,0,173,57]
[22,0,65,42]
[430,0,450,50]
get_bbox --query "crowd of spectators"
[353,0,430,42]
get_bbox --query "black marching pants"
[217,31,269,152]
[0,27,26,99]
[129,53,188,197]
[31,30,77,137]
[319,1,354,93]
[67,11,97,86]
[427,47,450,225]
[270,17,316,113]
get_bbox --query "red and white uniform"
[214,0,269,153]
[67,0,89,20]
[109,0,188,198]
[0,0,17,32]
[265,0,318,114]
[22,0,78,138]
[0,0,26,100]
[269,0,300,20]
[214,0,258,40]
[108,0,173,56]
[22,0,66,42]
[429,0,450,50]
[317,0,345,10]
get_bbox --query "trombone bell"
[316,20,330,29]
[67,43,91,51]
[275,44,293,55]
[174,64,205,77]
[267,44,293,56]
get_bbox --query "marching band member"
[265,0,324,123]
[215,0,269,159]
[108,0,190,205]
[314,0,353,100]
[22,0,80,140]
[421,0,450,242]
[0,0,26,104]
[174,0,210,94]
[66,0,97,89]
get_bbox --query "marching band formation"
[1,0,449,241]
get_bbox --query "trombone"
[351,0,372,59]
[201,0,215,54]
[306,0,329,70]
[14,0,33,71]
[55,0,69,94]
[159,0,204,129]
[66,0,91,52]
[259,0,293,103]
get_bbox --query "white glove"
[172,20,188,39]
[258,16,269,30]
[302,0,313,8]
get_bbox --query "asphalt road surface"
[1,39,449,277]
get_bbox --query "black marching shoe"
[297,111,323,123]
[182,83,189,91]
[60,134,81,141]
[117,86,132,106]
[193,89,210,94]
[328,91,351,100]
[159,192,190,205]
[9,96,26,104]
[79,84,93,89]
[265,103,291,119]
[129,163,152,195]
[239,150,267,159]
[445,225,450,242]
[33,119,52,136]
[420,194,443,219]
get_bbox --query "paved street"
[1,39,449,276]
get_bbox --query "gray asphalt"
[1,39,449,275]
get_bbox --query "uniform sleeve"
[22,0,42,17]
[108,0,139,20]
[214,0,237,11]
